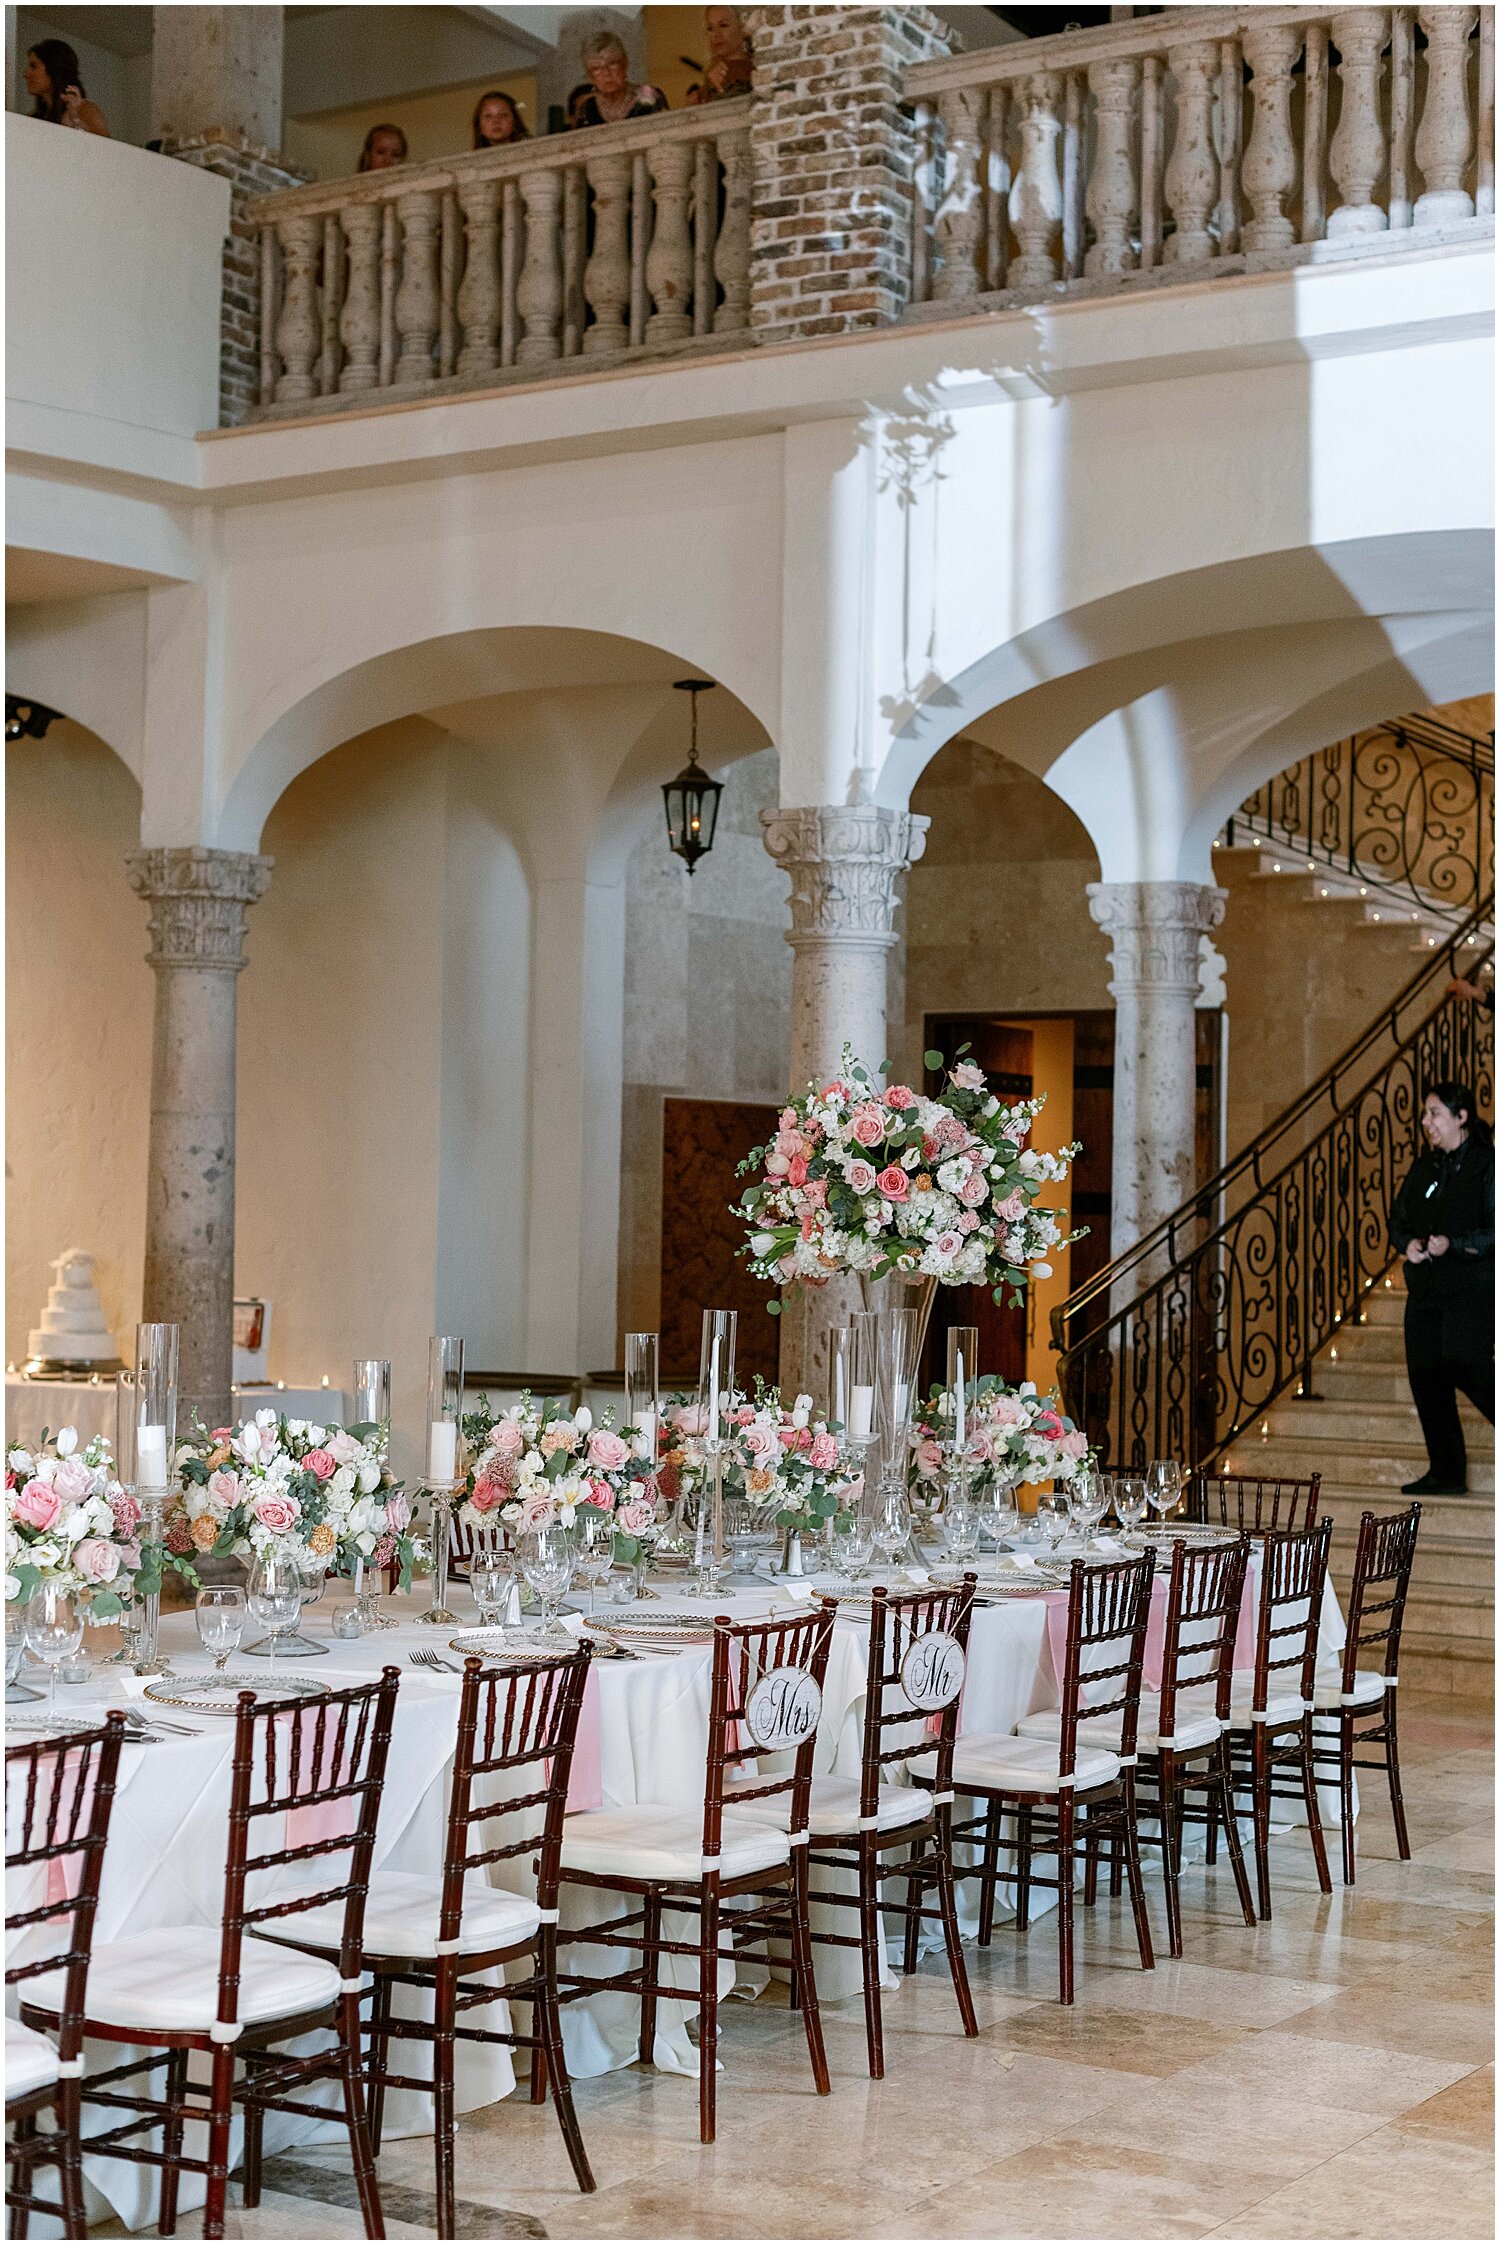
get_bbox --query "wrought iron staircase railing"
[1052,892,1495,1471]
[1221,716,1495,924]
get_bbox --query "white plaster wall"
[5,723,150,1368]
[6,116,228,474]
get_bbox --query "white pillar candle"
[633,1406,658,1461]
[849,1385,875,1442]
[136,1423,168,1488]
[834,1355,847,1426]
[708,1335,721,1448]
[428,1419,458,1485]
[893,1378,910,1429]
[954,1352,966,1450]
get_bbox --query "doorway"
[658,1096,781,1389]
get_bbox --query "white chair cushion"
[1015,1695,1222,1757]
[1312,1666,1387,1712]
[6,2017,60,2100]
[726,1773,930,1839]
[26,1927,341,2038]
[272,1868,542,1958]
[560,1803,789,1884]
[911,1732,1122,1796]
[1222,1686,1309,1729]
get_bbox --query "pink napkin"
[283,1711,360,1850]
[561,1664,603,1812]
[1042,1573,1172,1697]
[42,1748,93,1906]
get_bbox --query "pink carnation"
[586,1429,630,1472]
[302,1448,338,1481]
[808,1432,839,1470]
[251,1492,299,1535]
[958,1212,980,1233]
[883,1086,917,1109]
[11,1483,61,1533]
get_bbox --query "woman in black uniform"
[1388,1081,1495,1495]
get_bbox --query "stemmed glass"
[23,1588,83,1716]
[978,1475,1019,1556]
[1147,1460,1185,1528]
[872,1490,911,1580]
[520,1526,574,1638]
[1067,1468,1108,1554]
[246,1549,302,1668]
[940,1498,980,1573]
[5,1632,39,1705]
[196,1587,245,1671]
[471,1551,515,1630]
[1113,1475,1148,1539]
[831,1518,874,1589]
[1034,1488,1070,1555]
[575,1510,615,1617]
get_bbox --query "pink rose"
[959,1172,988,1208]
[372,1535,396,1568]
[808,1432,839,1470]
[673,1404,708,1438]
[935,1231,962,1258]
[302,1448,338,1481]
[876,1165,909,1203]
[581,1480,615,1511]
[775,1131,805,1160]
[470,1475,505,1514]
[207,1468,242,1508]
[519,1493,554,1532]
[914,1437,944,1476]
[117,1538,142,1573]
[779,1106,798,1133]
[11,1483,62,1533]
[489,1420,526,1460]
[111,1492,142,1536]
[958,1211,980,1233]
[72,1538,120,1584]
[327,1430,362,1466]
[995,1191,1025,1222]
[787,1155,808,1189]
[744,1424,779,1461]
[846,1159,877,1195]
[883,1085,916,1109]
[1035,1411,1064,1440]
[991,1396,1026,1430]
[251,1492,299,1535]
[952,1060,986,1089]
[210,1427,234,1444]
[384,1492,411,1533]
[618,1498,655,1535]
[850,1105,886,1148]
[587,1429,631,1472]
[52,1457,93,1503]
[1062,1430,1089,1460]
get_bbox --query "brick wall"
[744,5,954,343]
[162,130,306,427]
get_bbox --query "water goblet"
[1114,1475,1148,1536]
[1146,1459,1185,1526]
[196,1587,245,1671]
[1067,1469,1107,1554]
[872,1491,911,1579]
[1034,1488,1070,1554]
[471,1551,514,1630]
[24,1587,83,1716]
[520,1526,574,1638]
[940,1498,981,1572]
[575,1511,615,1617]
[247,1549,302,1668]
[5,1632,39,1704]
[831,1519,873,1588]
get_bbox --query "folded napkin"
[1093,1536,1128,1558]
[1007,1552,1040,1572]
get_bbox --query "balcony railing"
[905,5,1494,315]
[246,99,750,417]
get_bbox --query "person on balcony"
[686,8,754,103]
[472,90,530,147]
[1390,1081,1495,1496]
[24,40,109,136]
[569,31,669,128]
[358,124,408,172]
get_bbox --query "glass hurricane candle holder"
[694,1310,736,1594]
[129,1324,178,1676]
[421,1336,464,1625]
[350,1358,399,1628]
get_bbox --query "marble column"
[127,847,272,1435]
[760,803,928,1402]
[1086,881,1226,1258]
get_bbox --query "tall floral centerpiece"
[459,1397,663,1564]
[738,1047,1079,1342]
[6,1428,196,1619]
[169,1410,420,1586]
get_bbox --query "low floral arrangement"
[5,1427,196,1617]
[169,1410,420,1587]
[661,1387,863,1538]
[739,1046,1078,1304]
[459,1396,663,1563]
[910,1377,1090,1499]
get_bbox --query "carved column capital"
[1086,880,1227,998]
[127,846,273,972]
[760,803,929,949]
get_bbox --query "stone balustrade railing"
[246,100,750,415]
[905,6,1494,314]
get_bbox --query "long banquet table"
[6,1559,1347,2231]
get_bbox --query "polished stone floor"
[95,1693,1493,2241]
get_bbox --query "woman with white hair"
[570,29,669,127]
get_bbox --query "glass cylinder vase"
[420,1335,464,1625]
[128,1325,178,1676]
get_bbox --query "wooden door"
[922,1020,1033,1388]
[659,1097,782,1390]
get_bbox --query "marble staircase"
[1223,1279,1494,1703]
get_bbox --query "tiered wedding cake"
[24,1249,123,1374]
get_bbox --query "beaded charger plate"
[5,1712,110,1740]
[144,1673,325,1713]
[1125,1523,1237,1549]
[596,1616,717,1648]
[447,1630,574,1660]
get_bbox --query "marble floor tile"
[1078,2076,1390,2178]
[1399,2061,1495,2149]
[988,2000,1247,2077]
[1271,1981,1495,2065]
[908,2134,1300,2240]
[1204,2122,1495,2240]
[1165,2025,1478,2117]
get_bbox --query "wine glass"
[1114,1474,1148,1537]
[575,1510,615,1617]
[471,1551,514,1630]
[872,1491,911,1578]
[520,1526,574,1637]
[1034,1488,1070,1555]
[940,1498,980,1572]
[247,1549,302,1668]
[5,1631,39,1705]
[196,1587,245,1671]
[831,1518,873,1588]
[1067,1468,1108,1554]
[24,1587,83,1716]
[1147,1459,1185,1527]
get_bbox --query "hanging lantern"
[662,678,722,875]
[5,696,60,743]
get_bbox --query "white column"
[761,803,928,1397]
[126,846,272,1432]
[1086,881,1226,1256]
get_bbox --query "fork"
[408,1648,461,1675]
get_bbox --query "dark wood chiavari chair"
[7,1713,126,2239]
[1309,1503,1421,1885]
[267,1647,595,2236]
[1189,1469,1322,1535]
[1213,1520,1334,1918]
[1016,1537,1257,1956]
[555,1605,835,2144]
[728,1579,979,2078]
[918,1553,1157,2005]
[21,1673,400,2243]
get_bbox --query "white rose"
[4,1574,19,1601]
[29,1541,61,1570]
[330,1465,357,1499]
[8,1449,32,1476]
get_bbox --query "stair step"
[1257,1402,1493,1456]
[1231,1441,1494,1494]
